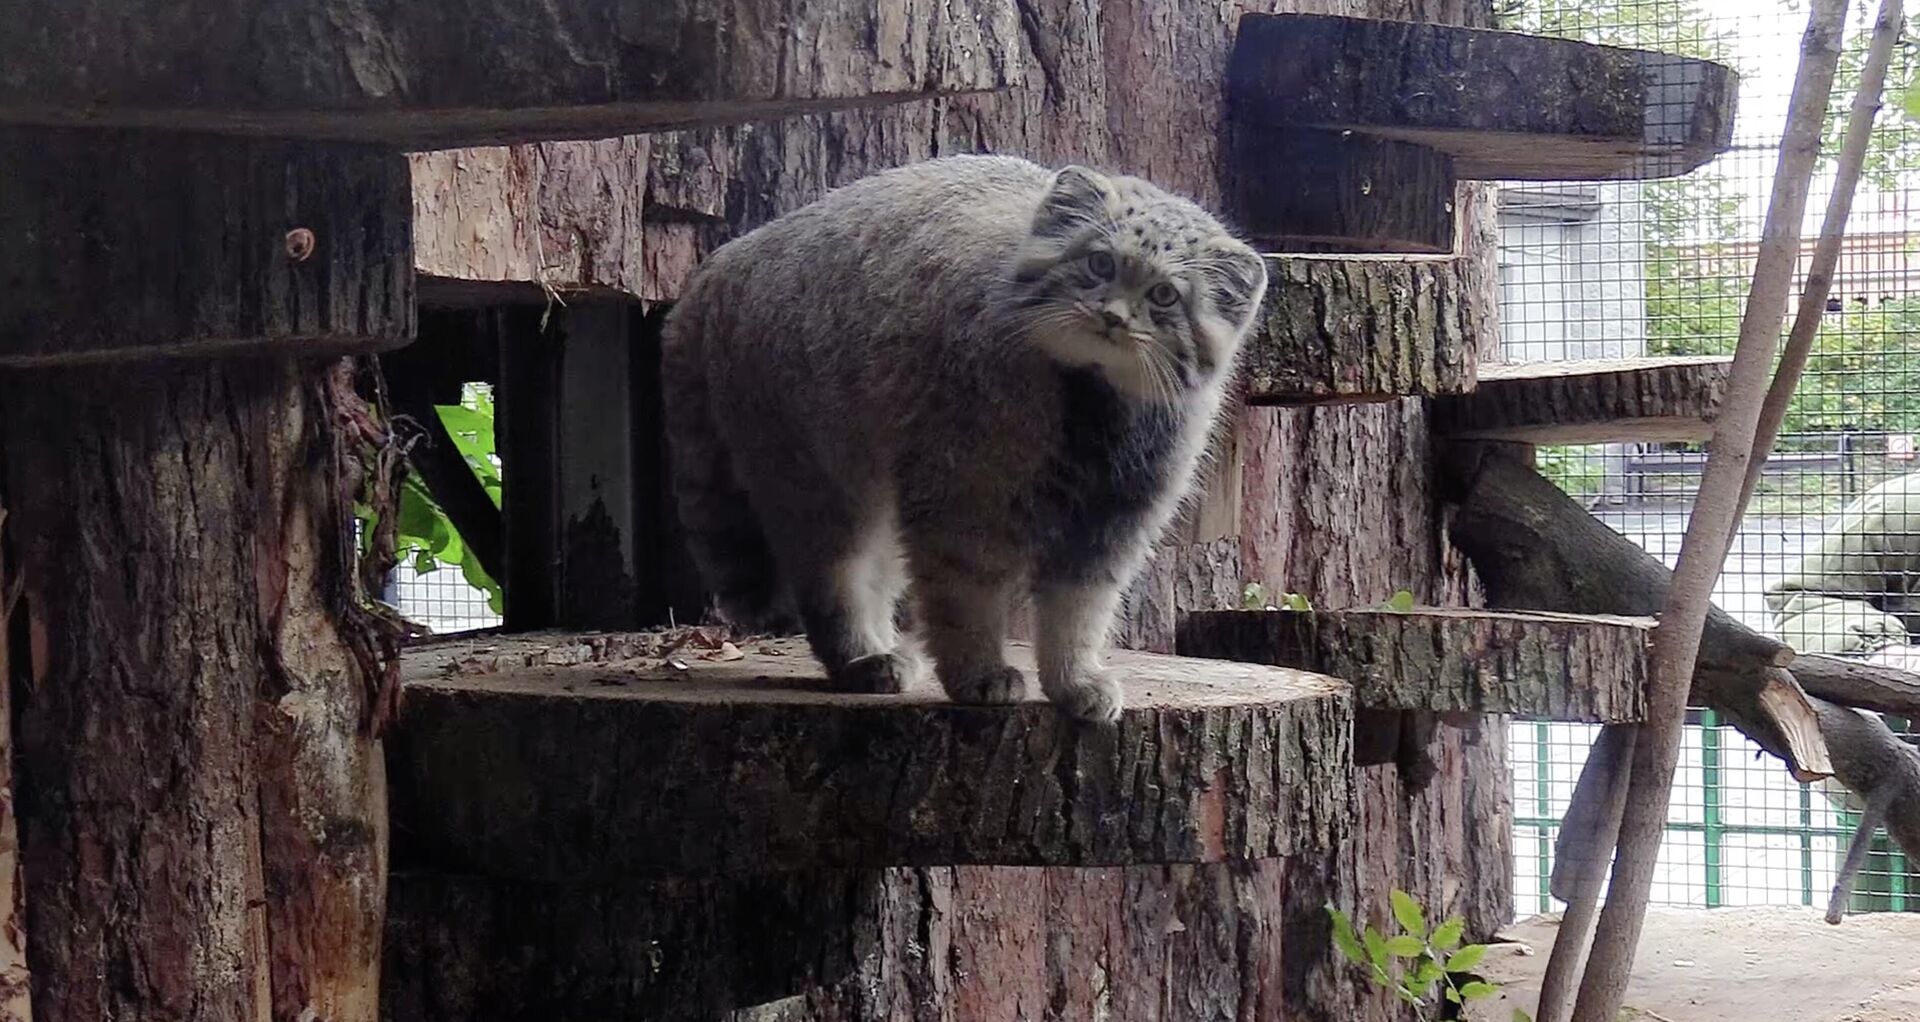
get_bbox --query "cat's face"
[1008,166,1268,402]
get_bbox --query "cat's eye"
[1086,251,1117,279]
[1147,282,1180,307]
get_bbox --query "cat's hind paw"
[833,651,919,694]
[942,665,1028,706]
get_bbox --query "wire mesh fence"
[1501,0,1920,916]
[389,383,504,635]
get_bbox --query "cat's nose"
[1100,305,1127,329]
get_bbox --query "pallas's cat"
[662,155,1267,721]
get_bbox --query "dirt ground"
[1474,907,1920,1021]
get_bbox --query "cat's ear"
[1031,166,1117,239]
[1196,237,1268,330]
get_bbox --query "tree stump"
[1,0,1020,147]
[1433,356,1733,443]
[1181,607,1651,721]
[1242,255,1488,403]
[390,633,1354,878]
[385,631,1353,1019]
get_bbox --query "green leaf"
[1386,589,1415,612]
[1459,981,1498,1002]
[456,548,504,616]
[1412,958,1445,987]
[1392,987,1421,1006]
[1282,592,1312,611]
[1431,917,1465,951]
[1389,889,1426,938]
[1383,935,1424,958]
[1514,1010,1535,1022]
[412,549,439,575]
[1326,906,1367,966]
[1445,944,1488,973]
[1361,927,1390,972]
[1242,582,1270,611]
[435,404,493,436]
[395,484,441,544]
[427,513,458,556]
[1903,76,1920,120]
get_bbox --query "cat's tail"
[660,282,795,631]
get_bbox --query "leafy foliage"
[363,385,504,617]
[1327,892,1530,1022]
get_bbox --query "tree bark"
[1243,256,1485,404]
[1180,607,1649,721]
[1432,356,1732,444]
[390,633,1353,879]
[4,359,384,1022]
[0,502,29,1021]
[1,0,1021,148]
[397,2,1516,1019]
[1447,448,1825,770]
[1231,129,1457,253]
[1228,13,1737,180]
[0,131,412,367]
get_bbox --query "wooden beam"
[1433,356,1732,444]
[1444,447,1832,777]
[1228,14,1738,181]
[0,0,1020,148]
[493,302,676,631]
[1232,129,1458,253]
[388,633,1353,880]
[1179,607,1651,722]
[0,130,412,367]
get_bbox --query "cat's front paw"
[942,665,1028,706]
[1048,670,1123,724]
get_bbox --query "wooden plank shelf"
[1226,14,1736,251]
[1432,355,1731,444]
[1178,608,1651,723]
[1242,255,1485,404]
[389,632,1353,881]
[0,0,1019,148]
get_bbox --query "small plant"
[1327,891,1530,1022]
[1241,581,1312,611]
[1381,589,1416,612]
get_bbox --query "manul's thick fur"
[662,155,1267,721]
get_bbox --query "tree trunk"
[3,360,385,1021]
[393,2,1513,1020]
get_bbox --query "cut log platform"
[0,0,1019,148]
[1243,255,1487,403]
[389,632,1353,881]
[1432,355,1732,444]
[1179,608,1651,722]
[1226,14,1736,250]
